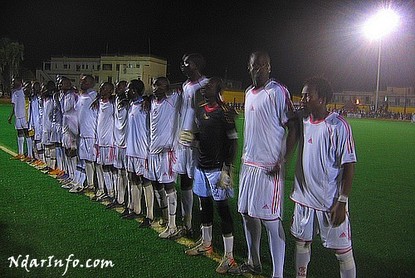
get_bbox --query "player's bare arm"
[330,162,355,226]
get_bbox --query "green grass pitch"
[0,103,414,277]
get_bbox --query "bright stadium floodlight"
[363,8,400,113]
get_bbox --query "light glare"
[363,8,399,40]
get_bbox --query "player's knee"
[216,200,234,234]
[335,249,355,270]
[200,197,214,224]
[164,182,176,193]
[153,181,163,191]
[180,174,193,190]
[296,240,311,253]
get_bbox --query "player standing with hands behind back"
[290,77,357,278]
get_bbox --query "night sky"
[1,0,414,94]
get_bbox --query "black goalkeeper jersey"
[195,102,237,169]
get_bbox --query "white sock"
[112,170,119,200]
[85,161,95,188]
[143,183,154,220]
[50,146,56,169]
[223,235,234,259]
[17,136,24,155]
[295,241,311,278]
[70,156,77,179]
[181,189,193,229]
[130,181,142,214]
[201,225,213,247]
[167,191,177,229]
[96,164,105,192]
[56,147,63,170]
[103,168,113,197]
[336,250,356,278]
[117,169,127,204]
[26,137,33,158]
[242,214,262,267]
[262,219,285,278]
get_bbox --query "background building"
[36,54,167,92]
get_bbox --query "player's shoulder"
[265,79,289,94]
[326,112,351,128]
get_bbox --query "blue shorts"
[193,167,233,201]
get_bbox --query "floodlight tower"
[363,8,399,113]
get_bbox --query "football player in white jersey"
[28,81,44,165]
[92,82,115,201]
[70,75,98,193]
[147,77,181,238]
[57,77,79,187]
[123,79,150,222]
[107,81,129,209]
[237,51,297,278]
[40,81,57,173]
[8,77,30,160]
[290,77,357,278]
[174,53,209,236]
[184,77,239,274]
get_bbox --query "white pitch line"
[0,145,17,156]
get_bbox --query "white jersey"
[242,79,292,168]
[126,99,148,158]
[149,93,180,154]
[96,99,114,147]
[11,89,26,119]
[76,89,97,139]
[114,97,129,148]
[42,97,53,135]
[29,96,41,131]
[179,77,208,139]
[290,112,357,210]
[61,90,78,136]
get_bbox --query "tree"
[0,38,24,96]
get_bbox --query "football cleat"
[185,242,213,256]
[159,227,181,239]
[216,257,240,274]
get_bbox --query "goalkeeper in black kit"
[184,77,240,275]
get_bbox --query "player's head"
[99,82,114,99]
[80,74,95,91]
[152,77,170,98]
[201,77,223,103]
[58,76,72,91]
[127,79,145,100]
[32,81,41,94]
[248,51,271,88]
[41,80,56,98]
[301,76,333,112]
[116,80,128,96]
[181,53,205,78]
[11,76,23,90]
[23,81,31,97]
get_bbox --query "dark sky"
[1,0,414,94]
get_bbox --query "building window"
[136,64,140,68]
[102,64,112,71]
[76,64,81,71]
[44,63,51,70]
[116,64,120,71]
[63,64,68,69]
[107,76,112,83]
[82,64,85,69]
[85,64,89,69]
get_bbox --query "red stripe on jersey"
[337,115,354,154]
